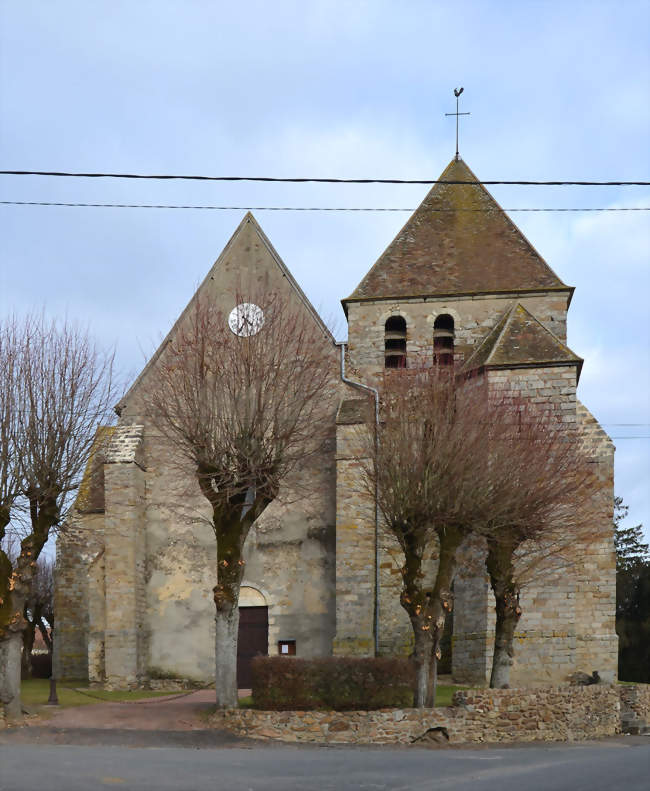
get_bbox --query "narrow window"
[385,315,406,368]
[433,314,454,366]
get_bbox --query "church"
[54,157,618,689]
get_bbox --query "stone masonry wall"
[211,684,622,744]
[103,441,146,689]
[452,364,618,687]
[619,684,650,733]
[53,512,104,681]
[346,291,569,382]
[334,412,375,655]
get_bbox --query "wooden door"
[237,606,268,688]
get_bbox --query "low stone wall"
[619,684,650,734]
[210,685,622,744]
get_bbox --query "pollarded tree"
[358,368,499,707]
[479,399,598,689]
[143,293,335,708]
[0,314,117,721]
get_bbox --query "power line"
[1,170,649,186]
[1,201,648,212]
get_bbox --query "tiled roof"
[344,158,570,304]
[462,303,582,374]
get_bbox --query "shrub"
[250,656,415,710]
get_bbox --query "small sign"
[278,640,296,656]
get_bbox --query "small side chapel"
[54,157,618,689]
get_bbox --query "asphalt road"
[1,738,649,791]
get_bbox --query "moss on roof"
[74,426,115,513]
[462,303,582,375]
[336,398,372,425]
[344,158,569,304]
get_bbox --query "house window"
[278,640,296,655]
[433,314,454,366]
[385,316,407,368]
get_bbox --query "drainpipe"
[335,341,380,657]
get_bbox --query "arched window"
[384,315,407,368]
[433,314,454,366]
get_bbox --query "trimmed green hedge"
[251,656,415,710]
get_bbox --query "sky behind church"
[1,1,649,539]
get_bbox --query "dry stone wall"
[619,684,650,734]
[211,685,623,744]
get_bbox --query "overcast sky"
[1,0,649,540]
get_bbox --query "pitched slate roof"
[344,158,571,305]
[462,303,583,376]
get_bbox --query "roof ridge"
[461,304,513,372]
[484,303,518,366]
[513,302,577,357]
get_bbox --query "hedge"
[250,656,415,710]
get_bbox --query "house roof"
[343,158,571,306]
[461,302,583,376]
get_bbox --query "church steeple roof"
[343,158,571,306]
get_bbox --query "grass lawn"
[236,684,462,710]
[21,679,174,709]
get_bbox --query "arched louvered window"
[384,315,407,368]
[433,314,454,366]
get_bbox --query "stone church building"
[54,157,618,689]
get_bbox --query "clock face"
[228,303,265,337]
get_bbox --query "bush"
[251,656,415,710]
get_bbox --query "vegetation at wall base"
[251,657,416,710]
[614,497,650,684]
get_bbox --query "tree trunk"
[210,507,250,709]
[411,622,434,708]
[486,536,522,689]
[425,525,465,707]
[0,632,23,721]
[490,600,520,689]
[214,601,240,709]
[21,621,34,679]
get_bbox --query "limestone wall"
[333,412,376,655]
[53,512,104,682]
[346,291,569,379]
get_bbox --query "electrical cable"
[1,170,649,185]
[1,201,648,212]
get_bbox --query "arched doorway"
[237,587,268,688]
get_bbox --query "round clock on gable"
[228,303,265,337]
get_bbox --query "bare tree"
[358,369,499,707]
[0,314,117,721]
[143,293,335,708]
[480,400,597,689]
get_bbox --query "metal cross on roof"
[445,87,470,160]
